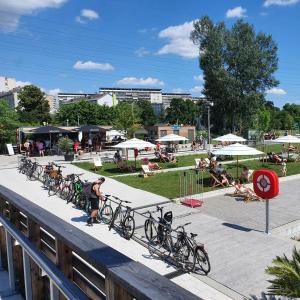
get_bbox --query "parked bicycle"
[144,206,172,241]
[109,197,135,239]
[97,194,114,224]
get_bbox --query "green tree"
[266,247,300,297]
[56,100,115,126]
[0,100,19,152]
[191,17,279,133]
[113,102,141,138]
[165,98,199,125]
[17,85,50,124]
[136,99,157,126]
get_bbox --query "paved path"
[0,155,299,299]
[0,155,231,300]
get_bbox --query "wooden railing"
[0,185,200,300]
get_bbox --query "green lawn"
[73,153,208,177]
[113,160,300,199]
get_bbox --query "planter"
[64,154,74,161]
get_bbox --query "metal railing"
[0,185,200,300]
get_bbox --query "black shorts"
[90,198,99,210]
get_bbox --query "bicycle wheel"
[60,184,70,200]
[176,243,195,272]
[194,246,211,275]
[99,205,113,224]
[48,179,57,196]
[109,207,120,231]
[144,219,157,241]
[122,216,135,240]
[148,235,171,259]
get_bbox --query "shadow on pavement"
[222,222,263,233]
[250,292,284,300]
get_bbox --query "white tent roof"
[156,134,188,142]
[112,138,156,149]
[212,143,264,156]
[106,130,125,137]
[213,133,246,142]
[271,135,300,144]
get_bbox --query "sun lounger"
[93,156,103,171]
[210,171,226,188]
[140,165,154,177]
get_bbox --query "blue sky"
[0,0,299,107]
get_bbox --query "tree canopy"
[16,85,50,124]
[0,100,19,152]
[56,100,115,126]
[191,17,279,133]
[165,98,200,125]
[113,102,141,138]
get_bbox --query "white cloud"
[16,80,31,87]
[76,9,99,24]
[226,6,247,18]
[117,77,164,86]
[73,61,114,71]
[194,74,204,81]
[190,86,203,94]
[157,21,199,59]
[0,0,67,32]
[266,87,287,95]
[135,47,150,57]
[172,88,185,93]
[47,88,62,95]
[264,0,299,7]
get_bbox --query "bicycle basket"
[163,211,173,223]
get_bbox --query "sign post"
[253,170,279,235]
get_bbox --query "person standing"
[86,177,106,226]
[281,159,287,177]
[24,140,30,156]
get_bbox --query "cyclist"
[86,177,106,226]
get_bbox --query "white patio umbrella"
[271,135,300,144]
[213,143,264,177]
[156,134,188,142]
[112,138,156,168]
[213,133,246,143]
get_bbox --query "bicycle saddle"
[190,233,198,238]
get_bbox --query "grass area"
[113,160,300,199]
[73,153,207,177]
[73,144,296,199]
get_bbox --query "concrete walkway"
[0,155,299,299]
[0,155,231,300]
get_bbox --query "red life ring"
[253,170,279,199]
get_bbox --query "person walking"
[86,177,106,226]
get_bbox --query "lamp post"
[207,102,214,154]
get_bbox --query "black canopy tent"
[30,126,70,152]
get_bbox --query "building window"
[160,130,167,137]
[173,130,179,135]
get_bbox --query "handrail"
[0,214,88,300]
[0,185,200,300]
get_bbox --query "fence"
[0,185,200,300]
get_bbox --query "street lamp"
[207,102,214,154]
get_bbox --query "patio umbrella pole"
[236,156,239,178]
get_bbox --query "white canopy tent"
[112,138,156,168]
[213,133,246,143]
[213,143,264,177]
[156,134,188,142]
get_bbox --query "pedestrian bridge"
[0,185,198,300]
